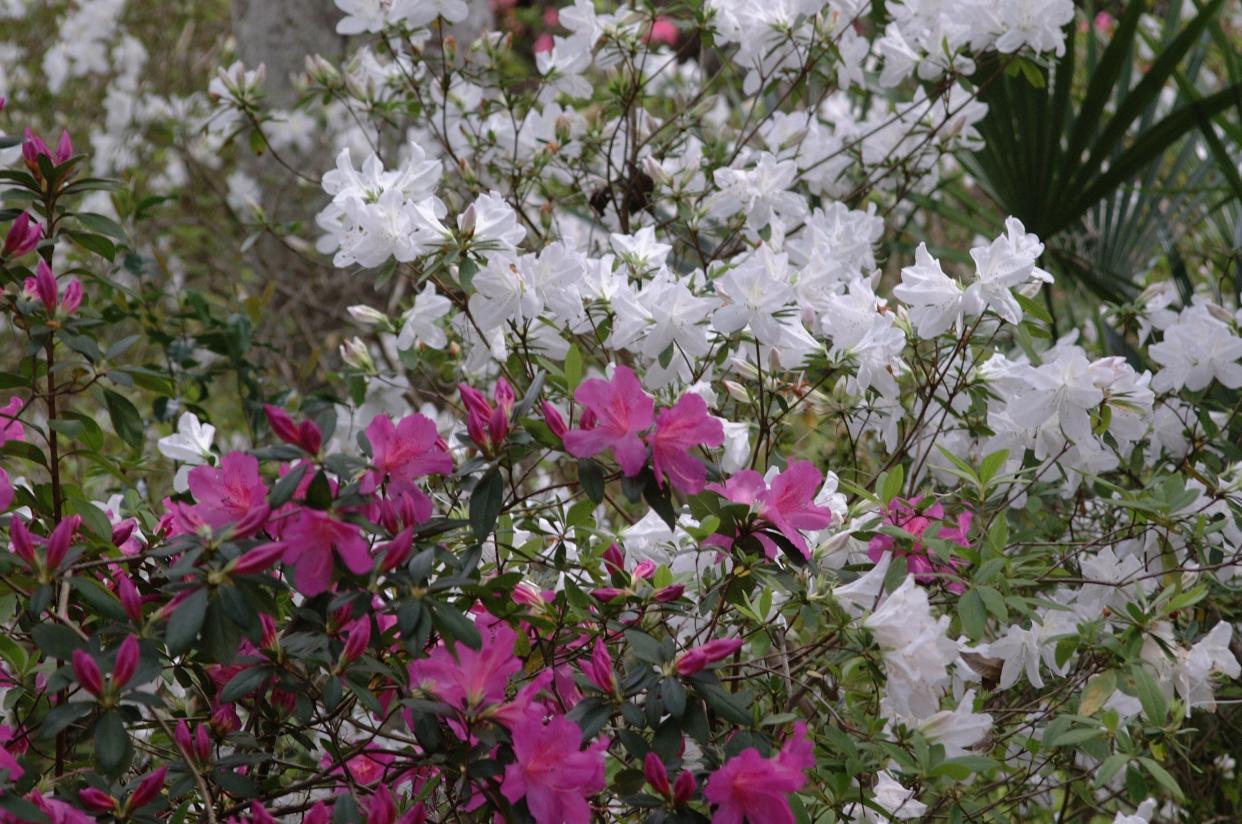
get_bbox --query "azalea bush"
[2,1,1242,823]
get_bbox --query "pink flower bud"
[512,582,546,607]
[672,769,697,805]
[674,638,743,677]
[259,614,278,649]
[28,259,58,313]
[644,752,670,796]
[366,785,397,824]
[591,587,626,602]
[230,542,285,575]
[633,560,656,580]
[21,129,50,176]
[494,377,516,414]
[465,408,489,449]
[487,403,509,447]
[71,649,104,697]
[305,802,332,824]
[111,519,136,547]
[379,526,414,572]
[194,723,212,763]
[583,639,617,693]
[44,514,80,572]
[111,634,140,690]
[54,130,73,165]
[263,404,300,445]
[397,803,427,824]
[298,420,323,455]
[654,584,685,602]
[541,401,567,439]
[341,619,371,664]
[211,703,241,734]
[78,789,118,813]
[60,279,82,316]
[457,384,491,419]
[249,802,277,824]
[9,517,35,567]
[174,719,193,755]
[114,572,143,623]
[127,766,167,810]
[3,213,42,258]
[602,543,625,574]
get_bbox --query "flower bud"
[591,587,626,602]
[60,279,82,316]
[72,649,104,697]
[654,584,685,602]
[9,517,36,567]
[347,304,387,326]
[194,723,212,763]
[541,401,567,439]
[112,634,140,690]
[602,543,625,574]
[341,619,371,664]
[582,639,617,694]
[78,789,118,813]
[305,802,332,824]
[672,770,697,805]
[21,129,50,176]
[114,571,143,623]
[366,784,397,824]
[3,212,42,258]
[633,560,656,580]
[340,337,375,372]
[27,259,58,313]
[230,542,286,575]
[127,766,167,811]
[458,384,491,420]
[644,752,670,796]
[379,526,415,572]
[674,638,743,677]
[249,802,277,824]
[494,377,516,414]
[111,519,136,548]
[174,719,193,756]
[44,514,80,572]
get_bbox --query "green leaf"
[1079,671,1117,717]
[165,587,209,655]
[304,470,333,510]
[102,389,144,449]
[578,459,605,504]
[880,464,904,504]
[1131,663,1169,725]
[1139,757,1184,801]
[430,601,482,651]
[31,624,84,660]
[469,469,505,541]
[564,344,583,393]
[220,666,270,703]
[268,462,309,508]
[75,212,127,241]
[957,589,987,640]
[37,701,93,740]
[95,709,131,775]
[65,230,116,261]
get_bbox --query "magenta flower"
[644,752,670,796]
[0,396,25,446]
[703,722,814,824]
[3,212,42,258]
[366,412,452,491]
[277,508,373,596]
[541,401,567,439]
[126,766,167,811]
[647,393,724,494]
[563,365,654,476]
[78,788,117,813]
[184,452,269,532]
[112,635,140,690]
[708,460,832,559]
[408,617,520,711]
[71,650,104,698]
[867,497,971,593]
[0,730,23,782]
[458,378,515,452]
[501,714,607,824]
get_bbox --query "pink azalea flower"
[408,617,520,711]
[277,508,373,596]
[647,393,724,494]
[185,452,269,531]
[501,714,607,824]
[563,366,654,476]
[366,412,453,492]
[23,259,80,316]
[867,497,971,593]
[0,732,22,782]
[0,396,25,446]
[708,461,832,559]
[645,16,679,46]
[704,722,814,824]
[459,378,515,452]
